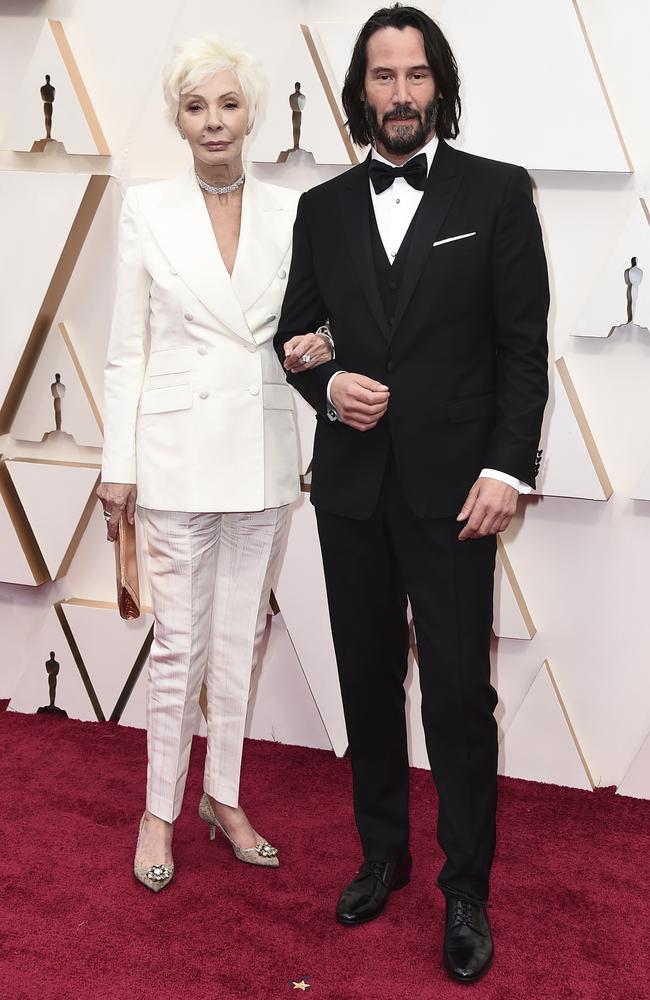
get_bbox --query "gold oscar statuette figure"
[44,372,74,442]
[31,74,67,153]
[277,82,314,165]
[37,651,68,716]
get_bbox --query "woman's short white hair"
[162,35,265,131]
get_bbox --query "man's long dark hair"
[342,4,461,147]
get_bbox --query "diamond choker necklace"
[195,171,245,195]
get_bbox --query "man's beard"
[365,98,438,155]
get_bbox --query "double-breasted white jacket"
[101,170,301,512]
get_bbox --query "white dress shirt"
[326,136,531,494]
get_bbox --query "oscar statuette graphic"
[625,256,644,324]
[37,651,68,716]
[277,82,314,165]
[31,74,67,153]
[44,372,74,442]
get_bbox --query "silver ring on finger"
[301,353,312,364]
[103,510,111,521]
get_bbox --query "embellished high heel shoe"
[198,793,279,867]
[133,814,174,892]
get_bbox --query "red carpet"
[1,706,649,1000]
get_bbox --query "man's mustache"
[383,106,421,123]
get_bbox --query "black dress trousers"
[316,454,498,903]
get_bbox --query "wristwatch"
[315,324,335,359]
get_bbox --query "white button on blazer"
[101,170,301,513]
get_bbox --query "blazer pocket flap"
[141,384,193,415]
[446,392,496,422]
[263,383,294,410]
[147,347,194,377]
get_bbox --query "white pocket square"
[433,232,477,247]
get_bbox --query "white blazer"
[101,171,302,512]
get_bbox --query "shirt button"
[184,312,194,322]
[199,390,209,399]
[249,385,260,396]
[395,198,400,204]
[389,281,398,290]
[197,345,207,355]
[278,269,287,279]
[390,252,396,258]
[248,343,258,353]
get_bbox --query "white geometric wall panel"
[274,493,348,757]
[58,600,154,721]
[5,459,99,579]
[310,0,630,170]
[2,19,109,155]
[499,660,593,790]
[617,732,650,799]
[0,487,39,587]
[631,461,650,502]
[572,199,650,337]
[493,539,536,640]
[0,172,90,414]
[245,612,331,750]
[52,179,122,420]
[8,607,98,722]
[536,358,613,500]
[12,322,103,447]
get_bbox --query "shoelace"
[449,898,487,935]
[358,860,389,881]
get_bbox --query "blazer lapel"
[144,170,253,343]
[231,175,293,313]
[340,157,391,342]
[390,139,463,338]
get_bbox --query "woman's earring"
[178,130,187,140]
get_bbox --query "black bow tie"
[369,153,428,194]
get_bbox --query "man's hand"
[96,482,137,542]
[330,373,390,432]
[456,477,518,541]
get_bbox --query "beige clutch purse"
[115,513,140,620]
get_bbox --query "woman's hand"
[283,331,333,373]
[96,482,137,542]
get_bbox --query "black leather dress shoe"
[443,896,493,983]
[336,853,412,926]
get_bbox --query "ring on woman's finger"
[103,510,111,521]
[301,353,311,364]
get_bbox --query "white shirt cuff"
[326,371,347,421]
[480,468,532,494]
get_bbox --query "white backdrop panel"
[0,171,90,414]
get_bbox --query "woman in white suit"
[97,36,332,892]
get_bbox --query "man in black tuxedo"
[275,4,548,983]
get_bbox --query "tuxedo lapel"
[390,139,463,338]
[143,170,253,343]
[340,157,391,342]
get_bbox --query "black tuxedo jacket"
[275,139,549,520]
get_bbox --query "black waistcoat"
[368,193,418,327]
